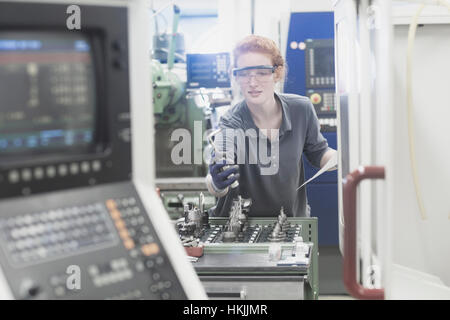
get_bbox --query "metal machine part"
[193,216,319,300]
[152,33,185,64]
[207,129,239,189]
[176,193,210,240]
[151,4,185,65]
[156,177,217,219]
[173,192,319,299]
[177,197,305,246]
[151,7,209,178]
[226,196,251,239]
[267,207,290,242]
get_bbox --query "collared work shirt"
[212,93,329,217]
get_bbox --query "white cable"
[406,4,426,220]
[406,0,450,220]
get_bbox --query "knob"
[19,279,41,300]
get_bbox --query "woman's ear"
[274,66,284,83]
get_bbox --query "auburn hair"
[232,35,286,79]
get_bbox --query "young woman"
[206,35,336,217]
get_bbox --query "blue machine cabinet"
[285,12,338,246]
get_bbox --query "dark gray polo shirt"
[211,92,329,218]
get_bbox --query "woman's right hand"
[209,161,239,191]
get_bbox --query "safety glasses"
[232,65,277,83]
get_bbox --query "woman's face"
[235,51,279,106]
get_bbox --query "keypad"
[0,202,117,266]
[104,197,176,299]
[89,257,134,288]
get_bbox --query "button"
[106,200,117,210]
[81,161,90,173]
[123,238,135,250]
[141,225,150,234]
[137,217,145,225]
[122,208,132,217]
[54,286,65,297]
[46,166,56,178]
[129,249,139,258]
[34,167,44,180]
[128,229,136,237]
[112,59,122,70]
[110,210,121,220]
[58,164,68,177]
[70,163,79,175]
[135,261,144,272]
[161,292,170,300]
[8,170,20,183]
[149,284,158,293]
[119,229,130,240]
[121,198,129,207]
[21,169,32,181]
[310,93,322,105]
[155,256,164,265]
[145,259,155,269]
[152,273,160,281]
[92,160,101,172]
[88,265,99,276]
[111,40,121,52]
[115,219,126,230]
[141,243,159,256]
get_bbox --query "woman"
[206,35,336,217]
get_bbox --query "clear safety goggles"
[232,65,277,83]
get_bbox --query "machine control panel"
[304,39,336,132]
[0,2,203,300]
[0,182,187,299]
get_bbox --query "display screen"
[187,52,230,89]
[0,31,97,158]
[313,47,335,77]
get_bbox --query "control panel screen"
[312,47,334,78]
[0,31,97,158]
[305,39,335,89]
[186,52,231,89]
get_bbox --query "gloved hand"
[209,160,239,191]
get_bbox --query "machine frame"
[334,0,450,299]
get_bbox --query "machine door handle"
[343,166,385,299]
